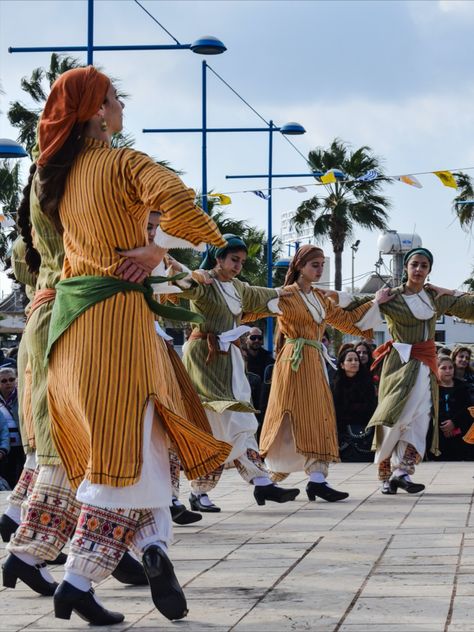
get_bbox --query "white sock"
[192,492,214,507]
[143,540,168,555]
[4,505,21,524]
[64,571,92,592]
[309,472,326,484]
[15,552,55,583]
[392,468,410,479]
[252,476,273,487]
[172,496,184,507]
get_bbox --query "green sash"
[46,273,202,359]
[285,338,324,372]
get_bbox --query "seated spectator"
[355,340,380,395]
[245,327,274,381]
[322,329,336,387]
[429,356,474,461]
[0,367,24,488]
[451,346,474,405]
[332,348,377,462]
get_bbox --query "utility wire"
[133,0,181,45]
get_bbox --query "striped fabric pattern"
[179,279,278,413]
[260,284,374,462]
[47,138,229,488]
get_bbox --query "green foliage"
[292,138,391,289]
[0,160,21,262]
[453,171,474,232]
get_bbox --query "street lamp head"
[190,36,227,55]
[279,122,306,136]
[0,138,28,158]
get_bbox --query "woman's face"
[216,249,247,280]
[299,256,325,283]
[355,344,369,365]
[0,372,16,398]
[454,350,471,371]
[103,84,124,134]
[341,351,360,377]
[405,255,431,285]
[438,360,454,384]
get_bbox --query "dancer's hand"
[440,419,455,438]
[425,283,454,297]
[191,269,213,285]
[116,244,167,283]
[164,255,182,273]
[375,287,394,304]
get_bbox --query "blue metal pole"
[202,60,208,213]
[87,0,94,65]
[266,121,274,352]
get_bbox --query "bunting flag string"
[433,170,458,189]
[395,174,423,188]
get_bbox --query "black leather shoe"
[253,484,300,506]
[0,513,18,542]
[112,551,148,586]
[189,493,221,513]
[381,481,397,495]
[2,553,58,596]
[54,581,124,625]
[47,552,68,565]
[170,501,203,525]
[390,475,425,494]
[306,482,349,502]
[142,545,188,621]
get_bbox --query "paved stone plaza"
[1,461,474,631]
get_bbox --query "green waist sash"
[285,338,324,372]
[46,273,202,359]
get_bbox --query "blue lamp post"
[9,0,226,65]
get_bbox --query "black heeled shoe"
[0,513,18,542]
[54,581,124,625]
[2,553,58,596]
[111,551,148,585]
[390,475,425,494]
[189,493,221,513]
[306,482,349,502]
[253,484,300,506]
[142,545,188,621]
[170,500,203,525]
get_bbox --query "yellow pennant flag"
[434,171,457,189]
[211,193,232,205]
[320,171,336,184]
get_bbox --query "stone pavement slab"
[1,461,473,631]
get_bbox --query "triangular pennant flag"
[357,169,379,182]
[252,190,270,200]
[320,171,336,184]
[290,185,308,193]
[396,175,423,189]
[434,170,457,189]
[210,193,232,205]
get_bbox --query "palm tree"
[0,160,21,262]
[292,138,391,290]
[452,171,474,232]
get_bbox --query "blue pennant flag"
[357,169,379,182]
[252,190,271,200]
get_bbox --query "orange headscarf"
[38,66,110,167]
[284,244,325,286]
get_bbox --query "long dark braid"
[37,122,86,234]
[16,163,41,274]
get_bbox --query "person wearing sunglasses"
[245,327,274,381]
[0,368,23,489]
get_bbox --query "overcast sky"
[1,0,474,292]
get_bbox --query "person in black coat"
[332,348,377,462]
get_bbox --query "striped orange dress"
[260,284,373,465]
[47,138,228,489]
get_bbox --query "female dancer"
[168,234,300,510]
[259,245,387,501]
[368,248,474,494]
[29,66,230,625]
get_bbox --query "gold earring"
[100,118,108,132]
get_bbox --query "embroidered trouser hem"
[64,504,172,583]
[378,443,421,481]
[7,464,80,560]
